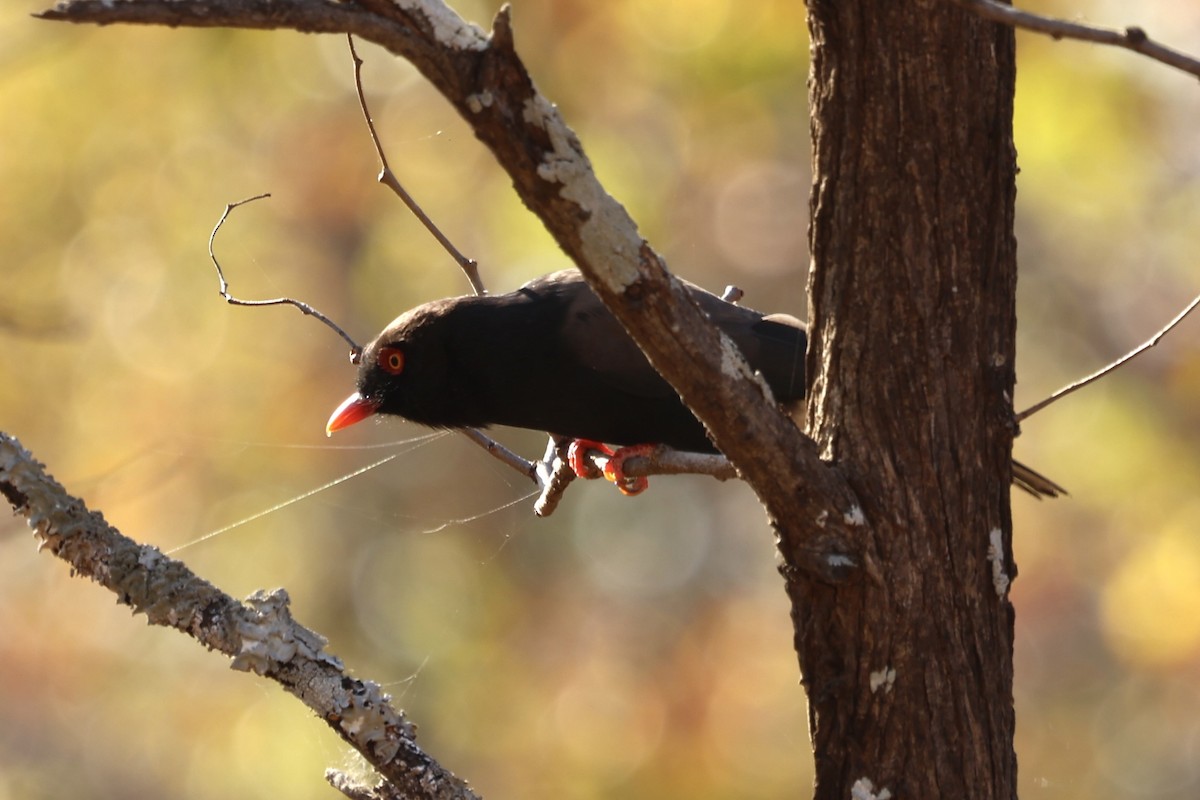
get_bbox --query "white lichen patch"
[337,679,404,763]
[465,90,493,113]
[231,589,343,674]
[523,94,582,183]
[138,547,166,570]
[393,0,488,50]
[851,777,893,800]
[719,336,775,399]
[987,527,1009,598]
[869,666,897,694]
[522,94,641,291]
[843,505,866,526]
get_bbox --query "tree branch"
[955,0,1200,80]
[0,431,478,800]
[38,0,867,582]
[1017,288,1200,421]
[458,429,741,516]
[347,33,485,297]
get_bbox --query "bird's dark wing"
[544,273,680,400]
[541,270,806,402]
[1012,460,1069,499]
[690,289,807,403]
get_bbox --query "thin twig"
[458,432,573,516]
[209,194,364,361]
[957,0,1200,81]
[458,428,538,482]
[348,35,486,296]
[1017,289,1200,421]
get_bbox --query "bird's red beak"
[326,393,380,436]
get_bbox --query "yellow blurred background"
[1,1,1198,798]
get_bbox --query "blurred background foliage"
[1,0,1198,797]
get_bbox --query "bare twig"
[956,0,1200,80]
[209,194,364,361]
[348,35,486,296]
[1018,289,1200,421]
[458,428,538,481]
[0,432,477,800]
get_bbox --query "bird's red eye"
[377,346,405,375]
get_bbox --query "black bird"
[327,269,1063,498]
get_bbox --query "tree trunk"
[789,1,1019,796]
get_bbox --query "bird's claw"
[566,439,606,479]
[566,440,653,496]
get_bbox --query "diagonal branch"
[0,431,478,800]
[38,0,867,582]
[346,33,486,297]
[458,429,741,517]
[1017,288,1200,421]
[955,0,1200,80]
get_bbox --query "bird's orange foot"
[566,439,607,479]
[603,444,655,495]
[566,440,654,496]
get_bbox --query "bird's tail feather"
[1012,460,1067,499]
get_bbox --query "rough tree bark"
[35,1,1025,798]
[795,1,1020,797]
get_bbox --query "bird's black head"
[326,300,465,435]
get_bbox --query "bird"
[326,269,1064,499]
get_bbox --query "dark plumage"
[327,269,1063,498]
[327,269,804,451]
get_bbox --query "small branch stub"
[957,0,1200,80]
